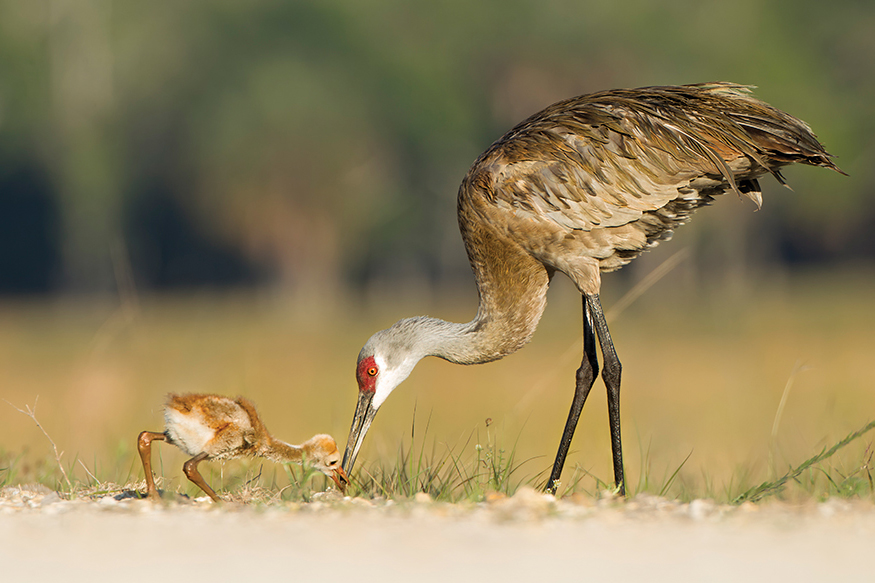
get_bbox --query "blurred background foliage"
[0,0,872,298]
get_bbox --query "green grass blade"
[734,419,875,504]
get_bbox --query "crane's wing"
[483,83,839,239]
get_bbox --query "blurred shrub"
[0,0,871,294]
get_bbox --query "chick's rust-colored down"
[138,393,348,502]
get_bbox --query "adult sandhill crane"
[138,393,348,502]
[342,82,842,495]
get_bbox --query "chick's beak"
[331,466,349,492]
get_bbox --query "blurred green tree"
[0,0,870,295]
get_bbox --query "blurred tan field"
[2,263,873,499]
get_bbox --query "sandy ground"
[2,485,874,582]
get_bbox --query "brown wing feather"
[462,82,841,278]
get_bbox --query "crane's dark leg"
[546,295,599,494]
[183,452,221,502]
[137,431,167,500]
[588,293,625,495]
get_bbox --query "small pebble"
[689,499,715,521]
[39,492,62,507]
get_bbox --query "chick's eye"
[367,367,378,377]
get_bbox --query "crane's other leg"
[182,452,221,502]
[587,293,625,495]
[546,295,599,494]
[137,431,167,500]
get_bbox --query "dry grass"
[1,267,874,503]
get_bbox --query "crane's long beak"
[342,390,378,475]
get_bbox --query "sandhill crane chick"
[138,393,348,502]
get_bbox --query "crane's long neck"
[350,186,552,468]
[409,191,551,366]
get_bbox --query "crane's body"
[138,393,348,501]
[342,83,842,494]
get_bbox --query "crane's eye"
[367,367,378,377]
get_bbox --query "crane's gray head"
[341,319,429,475]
